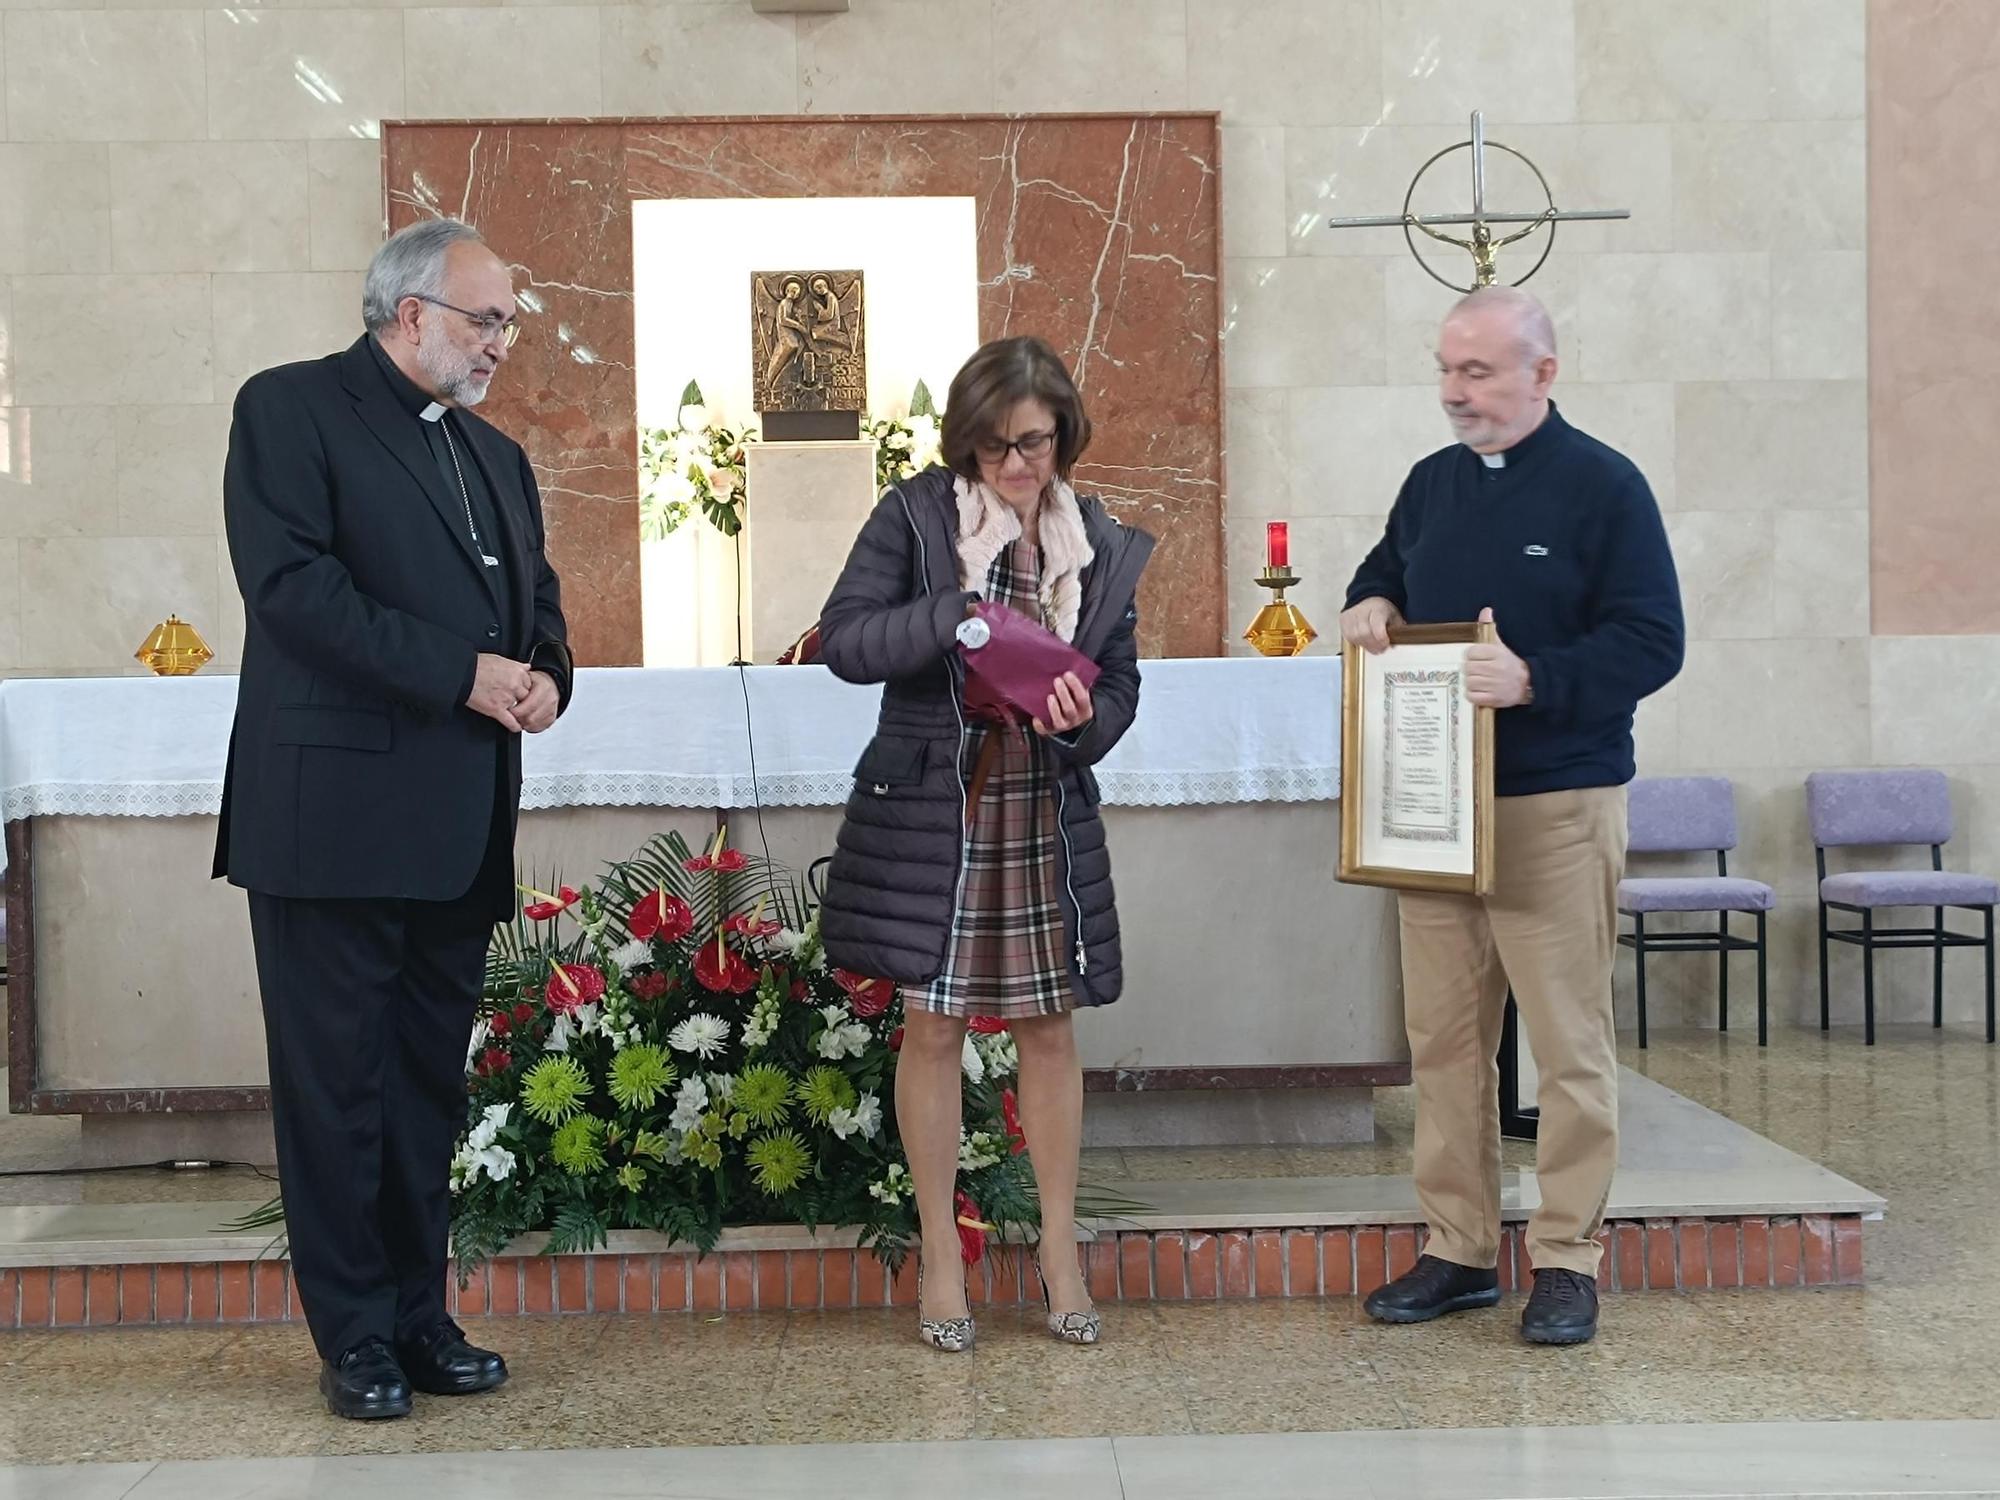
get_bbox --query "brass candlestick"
[135,615,214,676]
[1244,567,1316,657]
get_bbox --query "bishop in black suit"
[215,218,571,1420]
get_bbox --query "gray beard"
[417,333,490,408]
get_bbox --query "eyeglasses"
[973,429,1057,464]
[413,294,520,349]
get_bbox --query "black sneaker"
[1521,1267,1600,1345]
[1362,1254,1501,1324]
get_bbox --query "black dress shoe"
[396,1321,509,1396]
[1522,1267,1600,1345]
[1362,1254,1501,1324]
[319,1338,413,1421]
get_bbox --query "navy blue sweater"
[1344,405,1684,798]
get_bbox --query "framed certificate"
[1339,622,1496,896]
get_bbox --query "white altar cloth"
[0,659,1339,846]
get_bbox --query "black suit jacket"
[213,335,573,906]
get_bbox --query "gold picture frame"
[1339,621,1496,896]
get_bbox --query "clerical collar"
[1468,402,1567,472]
[367,333,450,421]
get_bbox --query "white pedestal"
[744,440,878,663]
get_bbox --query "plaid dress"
[909,540,1075,1020]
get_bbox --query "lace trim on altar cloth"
[2,768,1336,823]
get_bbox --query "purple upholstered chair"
[1617,777,1776,1048]
[1807,769,1997,1045]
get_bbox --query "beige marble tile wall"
[0,0,1982,1028]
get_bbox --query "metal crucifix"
[1328,111,1630,292]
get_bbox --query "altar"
[1,658,1407,1165]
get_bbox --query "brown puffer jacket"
[815,466,1155,1008]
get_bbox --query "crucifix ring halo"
[1401,137,1558,295]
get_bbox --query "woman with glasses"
[816,336,1156,1352]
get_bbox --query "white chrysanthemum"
[669,1013,731,1059]
[960,1035,986,1082]
[608,939,652,972]
[768,927,808,956]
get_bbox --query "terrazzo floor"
[0,1025,1995,1468]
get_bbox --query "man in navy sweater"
[1342,286,1683,1345]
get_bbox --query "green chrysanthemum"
[616,1162,646,1193]
[746,1130,812,1196]
[795,1065,857,1127]
[734,1064,793,1128]
[520,1056,593,1124]
[631,1129,670,1162]
[550,1114,607,1175]
[608,1044,676,1111]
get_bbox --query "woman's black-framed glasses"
[413,294,521,349]
[974,429,1057,464]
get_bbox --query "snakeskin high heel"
[916,1267,975,1353]
[1035,1255,1102,1346]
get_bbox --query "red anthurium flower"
[692,939,758,995]
[953,1190,992,1265]
[724,912,782,939]
[512,1002,536,1025]
[546,962,606,1015]
[628,971,670,1001]
[629,888,694,944]
[715,849,748,872]
[488,1011,512,1037]
[476,1047,511,1077]
[968,1015,1010,1035]
[832,968,895,1019]
[682,854,714,874]
[522,885,580,922]
[1001,1088,1028,1156]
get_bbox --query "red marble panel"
[387,114,1225,662]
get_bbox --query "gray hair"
[1448,285,1557,366]
[362,218,485,334]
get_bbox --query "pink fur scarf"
[951,474,1094,642]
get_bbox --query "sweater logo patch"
[1523,544,1550,557]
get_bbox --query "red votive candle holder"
[1265,520,1290,571]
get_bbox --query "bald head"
[1435,286,1559,454]
[1446,286,1556,365]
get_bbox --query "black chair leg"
[1986,907,1995,1045]
[1934,905,1946,1029]
[1819,901,1831,1032]
[1756,910,1768,1048]
[1718,912,1730,1034]
[1634,914,1648,1050]
[1863,909,1876,1046]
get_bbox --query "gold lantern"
[135,616,214,676]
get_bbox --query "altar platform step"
[0,1071,1883,1329]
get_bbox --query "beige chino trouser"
[1395,786,1627,1278]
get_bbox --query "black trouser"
[248,809,508,1363]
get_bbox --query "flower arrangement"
[641,381,946,542]
[863,379,945,495]
[448,829,1039,1273]
[638,381,756,540]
